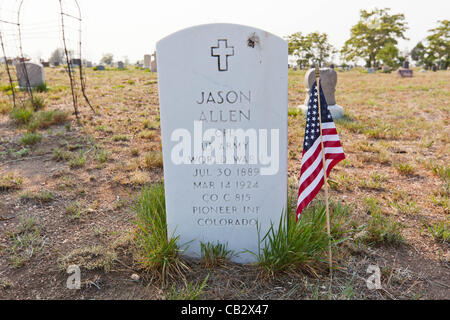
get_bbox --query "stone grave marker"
[298,68,344,119]
[144,54,151,69]
[398,68,413,77]
[15,62,45,88]
[398,60,413,78]
[117,61,125,69]
[157,23,288,263]
[150,51,157,72]
[71,58,81,67]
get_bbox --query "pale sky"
[0,0,448,64]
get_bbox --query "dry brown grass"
[0,66,449,299]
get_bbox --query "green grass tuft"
[200,242,235,267]
[256,205,332,275]
[20,132,42,146]
[11,107,33,125]
[69,151,86,169]
[364,212,403,245]
[34,82,49,93]
[0,173,23,191]
[133,183,187,284]
[165,274,209,300]
[427,220,449,243]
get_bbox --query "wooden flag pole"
[315,65,333,276]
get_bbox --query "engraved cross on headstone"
[211,39,234,72]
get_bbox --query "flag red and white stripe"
[297,81,345,220]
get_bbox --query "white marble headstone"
[157,23,288,263]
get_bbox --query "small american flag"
[296,80,345,220]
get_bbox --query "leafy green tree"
[308,32,336,67]
[425,20,449,69]
[287,32,310,69]
[49,48,65,65]
[411,20,449,69]
[100,53,114,65]
[287,32,336,68]
[341,8,408,68]
[411,41,426,66]
[376,42,399,68]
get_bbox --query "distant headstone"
[398,69,413,78]
[53,61,60,67]
[150,51,157,72]
[305,68,336,105]
[293,67,297,71]
[382,65,391,73]
[71,58,81,67]
[95,65,105,71]
[402,60,409,69]
[367,68,375,74]
[15,62,45,88]
[144,54,151,69]
[41,61,50,67]
[86,61,93,68]
[157,23,288,263]
[117,61,125,69]
[298,68,344,119]
[432,64,437,72]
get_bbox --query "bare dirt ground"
[0,67,448,300]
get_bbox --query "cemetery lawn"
[0,67,449,300]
